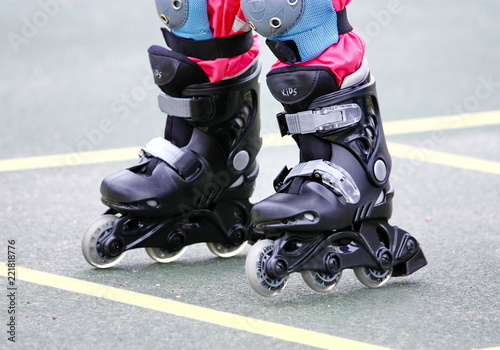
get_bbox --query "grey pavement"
[1,1,499,349]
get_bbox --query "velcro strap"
[266,39,300,65]
[142,137,200,177]
[284,160,360,204]
[161,28,254,60]
[336,8,353,35]
[277,103,362,136]
[158,91,213,121]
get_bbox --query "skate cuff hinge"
[280,160,360,204]
[142,137,200,177]
[277,103,362,136]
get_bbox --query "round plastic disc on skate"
[82,214,126,269]
[301,270,342,293]
[245,239,288,297]
[145,246,187,263]
[206,241,248,258]
[354,267,393,288]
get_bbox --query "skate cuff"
[277,103,362,136]
[283,160,360,204]
[158,91,213,121]
[142,137,200,177]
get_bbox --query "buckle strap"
[142,137,200,177]
[277,103,362,136]
[283,160,360,204]
[161,28,254,60]
[158,91,213,121]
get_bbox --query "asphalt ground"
[1,1,499,349]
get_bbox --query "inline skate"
[245,60,427,296]
[82,42,262,268]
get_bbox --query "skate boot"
[82,43,262,268]
[245,61,427,296]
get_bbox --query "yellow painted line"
[262,132,295,147]
[383,109,500,135]
[0,265,390,350]
[387,142,500,175]
[0,147,139,173]
[1,110,500,173]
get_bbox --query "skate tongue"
[148,45,209,97]
[133,157,159,176]
[296,134,332,163]
[286,177,305,195]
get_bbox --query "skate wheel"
[301,270,342,293]
[245,239,288,297]
[206,241,248,258]
[145,246,187,263]
[82,214,126,269]
[354,267,393,288]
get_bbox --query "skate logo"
[281,87,297,97]
[153,69,162,80]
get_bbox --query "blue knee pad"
[241,0,352,64]
[155,0,212,40]
[154,0,254,61]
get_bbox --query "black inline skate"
[245,60,427,296]
[82,43,262,268]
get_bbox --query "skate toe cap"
[100,170,145,203]
[251,181,353,232]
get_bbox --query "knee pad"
[154,0,254,61]
[155,0,212,40]
[241,0,352,64]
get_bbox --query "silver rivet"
[374,159,387,182]
[233,151,250,171]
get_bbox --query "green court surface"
[1,1,499,349]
